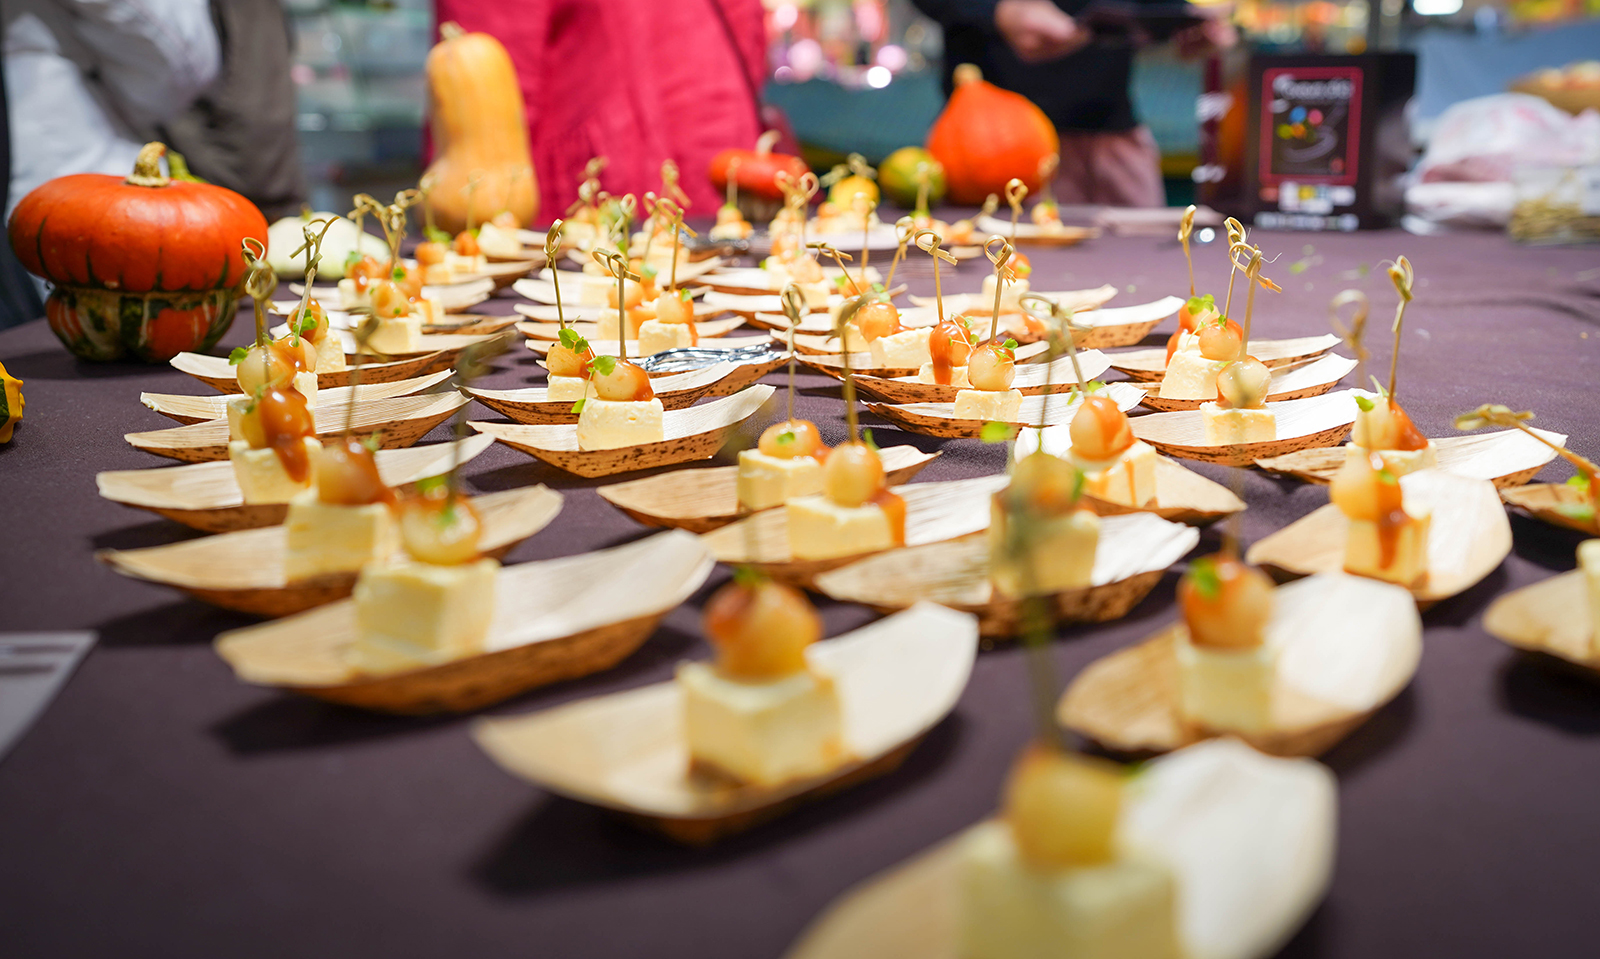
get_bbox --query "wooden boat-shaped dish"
[866,382,1146,441]
[813,513,1198,638]
[96,435,494,533]
[513,315,743,344]
[596,446,940,534]
[1257,427,1567,489]
[469,385,774,478]
[171,349,459,393]
[1012,427,1245,526]
[1484,570,1600,675]
[973,213,1099,245]
[699,265,879,297]
[1109,334,1342,383]
[513,274,710,306]
[878,296,1177,352]
[1137,354,1357,413]
[1245,469,1512,606]
[97,486,563,618]
[701,475,1010,587]
[126,391,470,463]
[273,323,512,361]
[473,603,978,844]
[273,300,519,337]
[800,340,1050,381]
[214,531,713,714]
[466,362,740,425]
[1500,483,1600,536]
[851,350,1109,405]
[1061,572,1421,757]
[139,371,453,426]
[907,284,1119,319]
[786,738,1336,959]
[290,276,494,313]
[1130,390,1358,467]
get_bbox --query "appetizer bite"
[1331,450,1432,587]
[575,250,665,451]
[285,435,397,581]
[989,449,1099,597]
[709,156,754,241]
[1198,244,1279,444]
[339,192,443,347]
[1460,403,1599,531]
[679,571,845,787]
[737,286,830,511]
[1069,395,1158,508]
[952,236,1025,421]
[635,197,702,355]
[1345,259,1435,474]
[813,153,880,234]
[960,746,1179,959]
[1174,553,1278,734]
[786,308,906,560]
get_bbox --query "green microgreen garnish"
[1354,394,1375,412]
[228,346,251,366]
[571,398,587,414]
[589,355,617,377]
[1186,555,1221,600]
[425,226,451,245]
[979,420,1016,444]
[776,430,796,446]
[1185,293,1216,315]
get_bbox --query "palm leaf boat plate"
[473,603,978,844]
[1257,427,1566,490]
[96,435,494,533]
[1245,469,1512,607]
[469,385,775,478]
[126,392,470,463]
[1061,572,1422,757]
[214,531,714,714]
[784,738,1335,959]
[596,445,941,534]
[98,486,563,618]
[813,512,1198,638]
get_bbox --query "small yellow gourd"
[0,361,23,441]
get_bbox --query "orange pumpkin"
[9,142,265,292]
[8,142,266,362]
[422,23,539,233]
[926,64,1060,205]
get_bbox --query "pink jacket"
[434,0,768,221]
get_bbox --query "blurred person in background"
[435,0,768,216]
[2,0,303,330]
[913,0,1236,207]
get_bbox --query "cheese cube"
[1343,442,1437,477]
[959,821,1180,959]
[917,363,971,388]
[980,273,1030,313]
[347,558,499,675]
[576,397,665,451]
[367,314,423,355]
[1200,403,1277,445]
[579,273,612,307]
[1158,350,1228,400]
[954,388,1024,423]
[737,450,824,510]
[1580,540,1600,656]
[283,489,396,581]
[1072,440,1158,508]
[637,319,694,356]
[643,244,689,277]
[312,333,345,373]
[868,327,931,369]
[336,278,365,312]
[421,263,451,286]
[444,251,484,275]
[1169,331,1201,355]
[1344,507,1431,587]
[677,661,844,787]
[597,309,646,340]
[989,500,1099,597]
[1175,630,1278,734]
[797,280,831,308]
[414,297,443,327]
[546,375,590,402]
[475,222,521,259]
[786,494,895,560]
[229,438,319,504]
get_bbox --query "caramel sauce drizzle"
[258,386,315,483]
[871,489,907,545]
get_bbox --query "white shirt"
[4,0,220,218]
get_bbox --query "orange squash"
[926,64,1060,205]
[422,23,538,233]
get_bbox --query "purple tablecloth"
[3,228,1600,958]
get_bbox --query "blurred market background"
[286,0,1600,215]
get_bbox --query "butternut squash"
[423,23,539,233]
